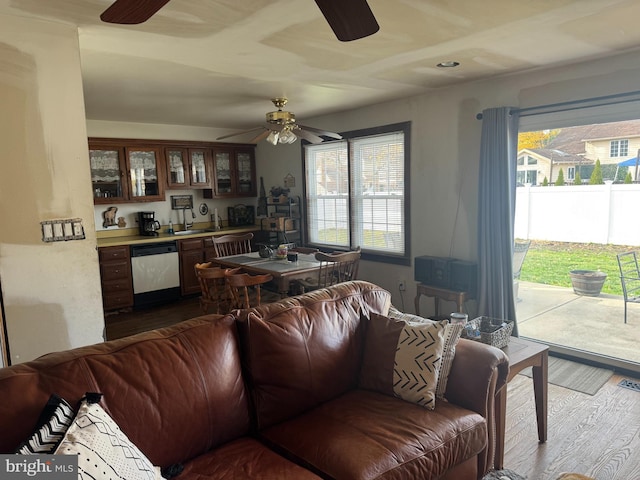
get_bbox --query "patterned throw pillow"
[360,313,447,409]
[388,307,465,398]
[16,394,75,454]
[54,394,164,480]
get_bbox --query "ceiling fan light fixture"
[266,130,279,145]
[277,128,296,144]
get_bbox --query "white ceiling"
[3,0,640,135]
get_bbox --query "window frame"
[610,139,629,157]
[302,121,411,266]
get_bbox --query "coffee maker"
[138,211,161,236]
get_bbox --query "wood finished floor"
[105,300,640,479]
[504,372,640,479]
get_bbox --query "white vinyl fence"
[514,183,640,246]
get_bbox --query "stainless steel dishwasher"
[130,241,180,308]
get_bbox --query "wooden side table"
[494,336,548,469]
[414,283,468,316]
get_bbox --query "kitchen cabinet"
[165,147,212,189]
[178,238,206,296]
[178,237,220,295]
[205,146,256,198]
[90,138,256,203]
[89,141,165,203]
[98,245,134,311]
[126,147,165,202]
[90,145,128,203]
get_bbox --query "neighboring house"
[518,119,640,184]
[517,148,588,185]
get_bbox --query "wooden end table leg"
[494,386,507,469]
[434,296,440,316]
[531,352,548,443]
[415,293,422,316]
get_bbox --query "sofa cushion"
[179,437,322,479]
[387,308,465,398]
[260,389,487,480]
[15,394,75,454]
[359,313,446,409]
[235,281,391,429]
[0,316,251,468]
[55,394,163,480]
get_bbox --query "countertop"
[96,224,260,248]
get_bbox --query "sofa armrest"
[444,338,509,475]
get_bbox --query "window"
[527,156,537,165]
[304,122,410,265]
[567,166,575,180]
[610,139,629,157]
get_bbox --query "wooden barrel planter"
[569,270,607,297]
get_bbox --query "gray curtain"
[477,107,520,336]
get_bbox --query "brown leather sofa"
[0,281,508,480]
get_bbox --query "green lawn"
[518,241,637,296]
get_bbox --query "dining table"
[211,251,322,298]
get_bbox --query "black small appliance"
[138,211,161,236]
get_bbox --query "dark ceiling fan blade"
[297,123,343,139]
[314,0,379,42]
[216,126,267,141]
[100,0,172,24]
[294,128,325,144]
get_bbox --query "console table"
[414,283,468,316]
[494,336,548,469]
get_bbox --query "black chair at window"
[616,251,640,324]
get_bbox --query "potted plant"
[569,270,607,296]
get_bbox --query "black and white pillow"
[54,394,164,480]
[16,394,75,455]
[388,307,465,398]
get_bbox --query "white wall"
[263,49,640,316]
[0,14,104,364]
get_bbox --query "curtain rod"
[475,90,640,120]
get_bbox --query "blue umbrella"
[618,157,639,167]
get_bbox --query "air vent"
[618,379,640,392]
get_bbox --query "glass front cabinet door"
[211,146,256,197]
[189,148,211,187]
[90,145,128,204]
[235,147,256,196]
[165,147,189,188]
[165,147,210,189]
[126,147,165,202]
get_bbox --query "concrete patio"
[516,281,640,370]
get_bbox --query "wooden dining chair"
[194,263,240,314]
[296,247,361,293]
[212,232,254,257]
[225,270,274,309]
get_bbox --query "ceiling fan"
[100,0,379,42]
[215,98,343,145]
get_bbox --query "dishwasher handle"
[130,241,178,257]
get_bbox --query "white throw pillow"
[54,396,164,480]
[389,307,465,398]
[392,319,446,409]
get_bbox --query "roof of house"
[545,119,640,156]
[526,148,590,165]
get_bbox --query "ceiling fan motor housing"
[266,110,295,125]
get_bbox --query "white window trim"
[303,122,411,265]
